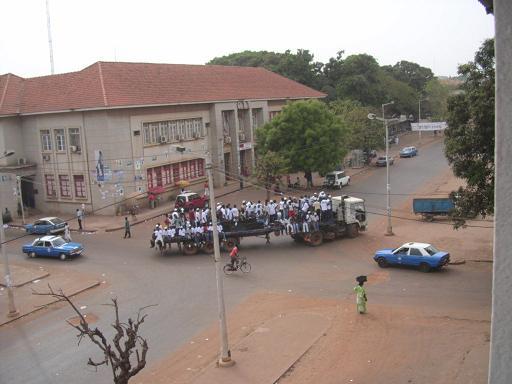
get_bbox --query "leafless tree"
[33,285,154,384]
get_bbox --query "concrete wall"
[489,1,512,383]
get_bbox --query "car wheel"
[28,251,36,258]
[419,263,431,273]
[377,257,388,268]
[59,253,67,261]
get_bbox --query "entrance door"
[224,153,231,180]
[21,177,35,208]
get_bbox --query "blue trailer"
[413,198,454,221]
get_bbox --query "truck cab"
[174,191,209,211]
[331,195,367,231]
[323,171,350,189]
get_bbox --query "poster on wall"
[93,150,112,181]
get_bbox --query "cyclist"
[229,244,239,270]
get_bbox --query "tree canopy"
[256,100,349,175]
[382,60,434,94]
[444,38,495,220]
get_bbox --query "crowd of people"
[150,191,336,249]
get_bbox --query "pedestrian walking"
[354,275,368,314]
[124,217,131,238]
[76,208,83,231]
[63,223,72,242]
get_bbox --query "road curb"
[0,280,101,327]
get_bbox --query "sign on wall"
[411,122,448,131]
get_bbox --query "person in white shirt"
[302,214,310,233]
[232,205,239,220]
[201,208,208,224]
[178,226,186,238]
[320,198,329,220]
[302,200,310,214]
[155,229,164,249]
[195,209,201,225]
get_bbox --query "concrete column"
[489,1,512,383]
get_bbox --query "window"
[41,130,52,151]
[395,248,409,255]
[409,248,423,256]
[251,108,263,129]
[55,129,66,151]
[59,175,71,197]
[68,128,81,150]
[73,175,86,198]
[45,174,56,197]
[269,111,280,120]
[142,118,204,145]
[222,111,232,137]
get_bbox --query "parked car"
[399,146,418,158]
[375,156,394,167]
[22,235,83,260]
[373,242,450,272]
[323,171,350,189]
[174,191,209,211]
[25,217,66,235]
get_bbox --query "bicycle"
[223,256,251,275]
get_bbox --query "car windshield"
[53,238,66,246]
[51,218,64,224]
[425,245,440,256]
[326,174,335,181]
[189,193,200,200]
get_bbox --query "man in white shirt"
[232,205,239,221]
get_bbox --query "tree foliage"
[382,60,434,94]
[208,49,323,89]
[444,38,495,220]
[424,79,450,121]
[256,100,348,175]
[329,99,384,151]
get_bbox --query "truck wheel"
[419,263,431,273]
[347,224,359,238]
[203,242,214,254]
[377,257,388,268]
[309,231,323,246]
[291,234,304,243]
[182,243,198,255]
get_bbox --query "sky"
[0,0,495,79]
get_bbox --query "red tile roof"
[0,62,325,116]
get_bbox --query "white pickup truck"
[322,171,350,189]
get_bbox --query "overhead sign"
[239,142,252,150]
[411,122,448,131]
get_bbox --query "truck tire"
[347,223,359,238]
[182,243,198,255]
[291,234,304,243]
[309,231,323,247]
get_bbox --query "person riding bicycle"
[230,245,239,269]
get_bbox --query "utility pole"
[16,176,25,225]
[206,154,234,367]
[46,0,55,74]
[382,101,394,236]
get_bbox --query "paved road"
[0,140,488,384]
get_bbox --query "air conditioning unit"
[42,154,51,162]
[159,136,167,144]
[224,136,232,144]
[239,133,246,142]
[70,145,80,153]
[18,158,27,165]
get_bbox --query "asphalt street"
[0,140,489,384]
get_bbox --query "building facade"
[0,62,324,215]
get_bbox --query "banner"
[411,122,448,131]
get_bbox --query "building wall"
[0,98,288,216]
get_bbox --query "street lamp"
[175,146,234,367]
[0,149,19,317]
[418,98,428,144]
[368,102,396,236]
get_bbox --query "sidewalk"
[0,262,100,326]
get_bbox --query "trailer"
[413,197,454,221]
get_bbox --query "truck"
[322,171,351,189]
[413,197,454,221]
[291,195,367,246]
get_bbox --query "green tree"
[445,38,495,221]
[254,151,289,200]
[208,49,323,90]
[382,60,434,94]
[329,99,384,151]
[424,79,450,121]
[257,100,349,179]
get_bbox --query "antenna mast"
[46,0,55,74]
